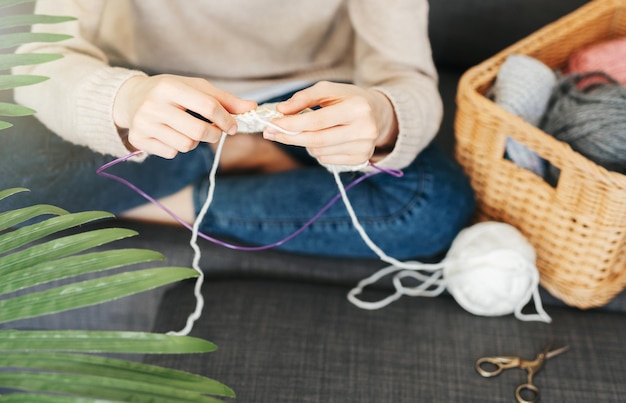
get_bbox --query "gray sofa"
[7,0,626,402]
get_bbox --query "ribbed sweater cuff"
[368,84,440,173]
[75,66,148,160]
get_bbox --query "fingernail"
[227,125,237,135]
[263,128,276,140]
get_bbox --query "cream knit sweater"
[14,0,442,170]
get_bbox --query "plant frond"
[0,249,165,296]
[0,53,63,70]
[0,101,35,117]
[0,32,72,50]
[0,227,137,271]
[0,267,198,323]
[0,14,76,30]
[0,330,217,354]
[0,74,48,90]
[0,210,114,254]
[0,394,112,403]
[0,352,234,397]
[0,187,28,201]
[0,372,226,403]
[0,204,68,231]
[0,0,35,10]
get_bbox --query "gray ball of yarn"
[540,74,626,175]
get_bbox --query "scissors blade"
[545,345,570,360]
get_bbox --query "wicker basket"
[454,0,626,309]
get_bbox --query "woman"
[7,0,474,259]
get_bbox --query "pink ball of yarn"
[568,37,626,86]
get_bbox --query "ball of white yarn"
[443,221,540,318]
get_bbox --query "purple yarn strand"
[96,153,397,251]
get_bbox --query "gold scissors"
[475,342,570,403]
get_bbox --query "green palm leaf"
[0,73,48,90]
[0,394,108,403]
[0,267,199,323]
[0,53,63,70]
[0,101,35,116]
[0,187,27,201]
[0,0,36,9]
[0,227,138,272]
[0,32,72,50]
[0,203,69,231]
[0,14,76,30]
[0,210,114,254]
[0,330,217,354]
[0,372,226,403]
[0,352,233,397]
[0,249,164,294]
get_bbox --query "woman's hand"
[113,74,257,158]
[263,81,398,166]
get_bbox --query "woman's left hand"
[263,81,398,166]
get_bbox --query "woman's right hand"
[113,74,257,158]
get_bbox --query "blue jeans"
[0,115,475,260]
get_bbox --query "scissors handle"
[475,356,520,377]
[515,382,539,403]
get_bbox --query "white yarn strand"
[168,107,301,336]
[330,166,447,309]
[167,131,227,336]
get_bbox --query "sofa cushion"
[147,278,626,403]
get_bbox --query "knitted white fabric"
[233,103,296,134]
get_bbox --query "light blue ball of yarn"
[540,73,626,175]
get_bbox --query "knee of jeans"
[364,169,475,260]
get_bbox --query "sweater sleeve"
[347,0,443,171]
[12,0,147,158]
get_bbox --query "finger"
[313,152,372,167]
[306,137,376,166]
[188,78,257,114]
[265,124,353,148]
[264,121,376,152]
[271,105,346,134]
[167,107,224,142]
[180,79,258,133]
[308,140,375,159]
[129,135,179,159]
[275,96,374,137]
[276,81,345,114]
[173,89,237,135]
[168,79,251,135]
[130,123,199,156]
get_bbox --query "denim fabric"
[1,114,475,260]
[194,144,475,259]
[0,115,211,215]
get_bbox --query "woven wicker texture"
[454,0,626,309]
